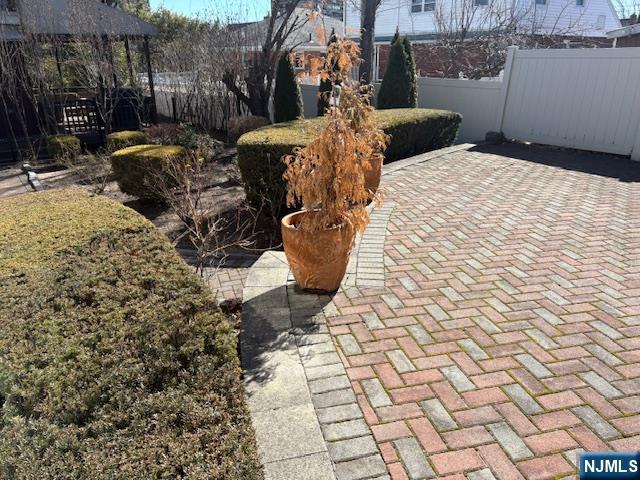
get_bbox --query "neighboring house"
[608,18,640,46]
[232,7,344,54]
[272,0,344,19]
[345,0,621,78]
[316,0,344,19]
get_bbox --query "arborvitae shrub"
[377,38,413,109]
[317,30,338,116]
[403,36,418,107]
[274,53,303,123]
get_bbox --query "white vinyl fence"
[500,48,640,159]
[298,46,640,159]
[300,78,502,144]
[416,77,503,144]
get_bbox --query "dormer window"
[411,0,436,13]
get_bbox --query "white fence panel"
[300,84,319,119]
[416,77,502,143]
[298,79,501,143]
[501,48,640,158]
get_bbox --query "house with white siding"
[344,0,621,78]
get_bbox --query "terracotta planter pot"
[281,210,356,293]
[365,155,383,194]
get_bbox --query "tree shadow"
[240,283,334,388]
[471,142,640,183]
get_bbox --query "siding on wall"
[345,0,621,39]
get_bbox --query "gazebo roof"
[17,0,158,38]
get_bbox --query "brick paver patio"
[325,145,640,479]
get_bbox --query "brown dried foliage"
[283,39,389,234]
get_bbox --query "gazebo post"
[102,34,118,88]
[143,35,157,124]
[124,36,135,86]
[53,42,64,90]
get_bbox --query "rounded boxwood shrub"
[46,134,81,161]
[110,144,187,199]
[237,108,461,219]
[0,189,263,480]
[106,130,148,151]
[227,115,271,144]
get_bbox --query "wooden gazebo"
[0,0,158,162]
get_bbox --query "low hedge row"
[46,134,81,161]
[106,130,148,151]
[0,190,263,479]
[237,108,461,218]
[111,144,187,199]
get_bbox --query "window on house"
[535,0,546,5]
[412,0,436,13]
[576,0,584,5]
[475,0,489,6]
[596,14,606,28]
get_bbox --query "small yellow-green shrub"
[46,134,81,161]
[237,108,461,218]
[110,144,187,199]
[0,189,263,479]
[106,130,148,151]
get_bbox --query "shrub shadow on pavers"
[241,252,339,480]
[471,143,640,183]
[242,251,389,480]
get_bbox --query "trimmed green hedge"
[0,190,263,480]
[47,134,81,161]
[111,144,187,199]
[106,130,148,151]
[237,108,461,218]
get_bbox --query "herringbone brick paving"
[327,147,640,479]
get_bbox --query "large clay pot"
[365,155,383,194]
[281,210,356,293]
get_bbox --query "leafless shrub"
[144,123,188,145]
[59,151,113,195]
[147,149,259,276]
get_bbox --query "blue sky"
[149,0,272,21]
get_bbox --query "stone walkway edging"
[241,251,389,480]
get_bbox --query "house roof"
[232,8,344,51]
[607,22,640,38]
[17,0,158,38]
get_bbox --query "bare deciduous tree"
[221,0,315,117]
[360,0,383,83]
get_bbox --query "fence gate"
[500,47,640,159]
